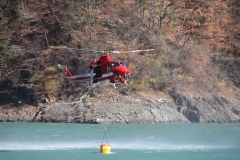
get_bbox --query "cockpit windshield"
[120,62,127,67]
[112,61,127,68]
[112,62,120,68]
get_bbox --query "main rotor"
[49,46,155,55]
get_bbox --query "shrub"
[149,78,156,83]
[177,74,185,81]
[46,66,56,72]
[216,79,226,89]
[7,54,21,64]
[44,79,61,92]
[130,79,145,90]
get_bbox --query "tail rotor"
[54,62,72,77]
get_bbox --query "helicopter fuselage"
[64,55,130,85]
[90,55,130,84]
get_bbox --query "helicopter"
[51,46,155,88]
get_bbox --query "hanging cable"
[102,101,109,144]
[102,125,109,144]
[100,102,111,154]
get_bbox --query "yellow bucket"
[100,144,111,154]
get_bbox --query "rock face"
[88,101,188,124]
[40,95,188,124]
[0,105,38,122]
[169,89,240,123]
[0,90,239,123]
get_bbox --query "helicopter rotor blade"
[49,46,97,53]
[110,49,155,54]
[50,46,154,54]
[69,48,155,54]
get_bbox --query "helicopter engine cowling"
[112,66,130,75]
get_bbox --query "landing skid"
[91,80,132,89]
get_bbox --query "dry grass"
[216,79,226,90]
[130,79,145,90]
[44,79,61,92]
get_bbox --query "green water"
[0,123,239,160]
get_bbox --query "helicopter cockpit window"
[120,62,127,67]
[112,62,120,68]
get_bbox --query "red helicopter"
[52,47,155,87]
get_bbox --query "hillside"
[0,0,240,123]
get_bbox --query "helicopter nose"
[113,66,130,75]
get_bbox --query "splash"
[0,141,230,151]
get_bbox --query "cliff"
[1,87,239,123]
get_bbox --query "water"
[0,123,239,160]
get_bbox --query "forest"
[0,0,239,108]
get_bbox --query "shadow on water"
[92,152,102,154]
[0,150,13,152]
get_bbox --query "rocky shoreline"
[1,89,240,124]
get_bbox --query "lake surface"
[0,123,239,160]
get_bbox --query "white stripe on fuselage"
[69,72,94,78]
[66,72,114,81]
[100,72,114,78]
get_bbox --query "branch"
[37,16,49,48]
[61,85,93,106]
[107,21,126,36]
[47,2,62,29]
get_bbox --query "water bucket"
[100,144,111,154]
